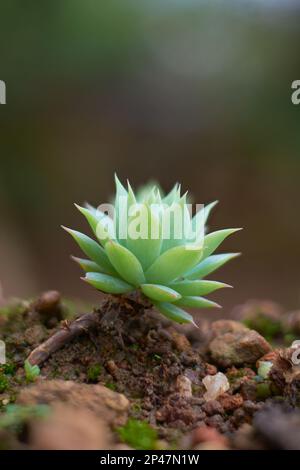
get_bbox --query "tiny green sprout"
[105,381,116,391]
[0,374,9,392]
[87,364,102,382]
[64,176,241,325]
[24,360,40,383]
[153,354,161,361]
[117,418,158,450]
[1,363,16,376]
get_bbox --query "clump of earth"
[0,291,300,450]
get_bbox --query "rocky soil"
[0,292,300,450]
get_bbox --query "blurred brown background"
[0,1,300,313]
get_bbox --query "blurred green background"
[0,0,300,313]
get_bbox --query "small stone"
[106,360,118,376]
[193,442,229,450]
[2,398,9,406]
[257,351,279,364]
[171,331,191,352]
[231,407,246,427]
[175,375,192,398]
[269,349,292,392]
[28,404,110,450]
[34,291,61,313]
[202,372,230,401]
[257,361,273,379]
[243,400,261,415]
[17,380,129,427]
[226,367,256,392]
[218,393,244,412]
[211,320,248,336]
[205,363,218,375]
[202,400,224,416]
[205,414,224,429]
[31,291,63,326]
[209,327,271,367]
[180,350,200,367]
[240,380,258,401]
[184,368,203,385]
[192,425,228,447]
[24,325,46,346]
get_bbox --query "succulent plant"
[63,176,240,325]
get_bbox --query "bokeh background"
[0,0,300,314]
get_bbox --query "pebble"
[34,290,61,313]
[202,372,230,401]
[218,393,244,412]
[202,400,224,416]
[257,361,273,379]
[24,324,46,346]
[240,380,258,401]
[205,363,218,375]
[106,360,118,376]
[171,331,191,352]
[192,425,228,448]
[209,326,271,367]
[175,375,193,398]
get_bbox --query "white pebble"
[202,372,230,401]
[257,361,273,379]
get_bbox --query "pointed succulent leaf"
[203,200,219,225]
[186,253,240,280]
[115,174,127,197]
[71,256,102,273]
[62,227,117,276]
[95,213,116,246]
[127,180,137,208]
[170,279,231,296]
[162,183,180,206]
[84,202,98,214]
[75,204,103,235]
[175,296,221,309]
[127,203,162,270]
[153,301,195,324]
[190,200,218,243]
[135,180,162,203]
[161,201,193,252]
[202,228,241,259]
[141,284,181,302]
[77,203,115,247]
[84,272,134,294]
[145,186,157,205]
[105,240,145,286]
[192,200,218,230]
[145,244,203,285]
[114,174,128,245]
